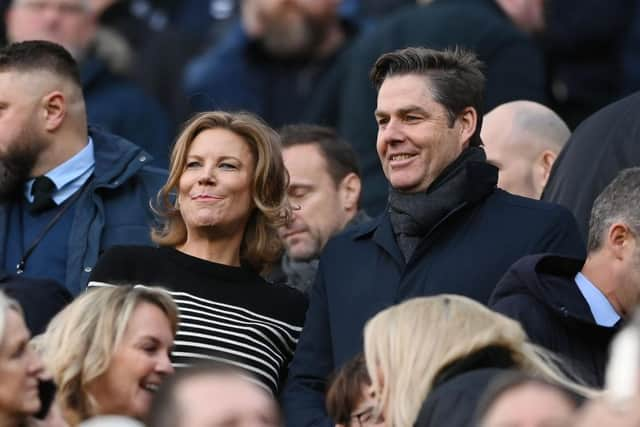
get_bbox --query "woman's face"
[178,128,256,239]
[0,309,44,419]
[87,302,174,420]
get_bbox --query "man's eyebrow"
[397,105,428,115]
[288,183,314,190]
[374,105,428,117]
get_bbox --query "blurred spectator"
[475,372,580,427]
[0,41,166,295]
[350,0,413,20]
[147,362,282,427]
[0,268,71,335]
[5,0,173,167]
[325,353,383,427]
[39,285,178,425]
[481,100,570,199]
[491,168,640,386]
[541,0,636,129]
[283,47,585,427]
[362,295,592,427]
[0,290,46,427]
[542,91,640,243]
[183,0,358,129]
[89,111,307,395]
[90,0,240,128]
[306,0,548,214]
[270,124,368,294]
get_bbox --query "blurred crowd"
[2,0,640,426]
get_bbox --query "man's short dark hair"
[0,40,82,88]
[370,46,485,147]
[588,167,640,252]
[279,124,361,186]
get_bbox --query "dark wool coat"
[0,269,71,335]
[283,167,585,426]
[489,254,621,386]
[414,347,518,427]
[542,91,640,243]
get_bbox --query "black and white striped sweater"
[88,245,308,395]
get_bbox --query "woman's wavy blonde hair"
[38,285,178,426]
[152,111,290,273]
[363,295,596,427]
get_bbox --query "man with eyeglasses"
[4,0,172,168]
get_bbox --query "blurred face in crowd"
[0,309,44,421]
[175,374,281,427]
[177,128,256,246]
[337,386,385,427]
[481,382,576,427]
[481,113,540,199]
[6,0,95,58]
[279,143,357,261]
[494,0,545,34]
[241,0,340,58]
[87,302,174,419]
[375,74,475,193]
[0,71,49,201]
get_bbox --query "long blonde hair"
[152,111,290,273]
[38,285,179,425]
[363,295,596,427]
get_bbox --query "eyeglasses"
[350,406,384,427]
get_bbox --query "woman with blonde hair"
[89,111,308,394]
[0,290,45,427]
[38,285,178,426]
[363,294,595,427]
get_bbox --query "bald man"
[481,100,570,199]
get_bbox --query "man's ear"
[338,172,361,212]
[41,91,66,132]
[607,222,634,260]
[536,149,557,190]
[457,106,478,149]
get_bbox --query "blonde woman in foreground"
[38,285,178,426]
[363,295,596,427]
[0,290,44,427]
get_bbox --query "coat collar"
[351,158,497,265]
[89,126,154,187]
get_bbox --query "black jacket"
[415,347,517,427]
[489,254,620,386]
[0,269,71,335]
[283,164,586,427]
[542,91,640,242]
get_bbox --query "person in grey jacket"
[0,40,166,295]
